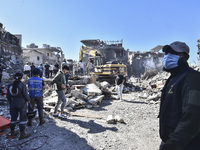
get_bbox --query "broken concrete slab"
[88,95,104,105]
[81,83,102,96]
[100,81,110,89]
[71,89,83,98]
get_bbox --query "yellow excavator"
[79,45,127,83]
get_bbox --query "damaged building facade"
[80,39,164,77]
[0,22,24,82]
[81,39,129,64]
[128,51,164,77]
[0,23,22,61]
[22,43,65,66]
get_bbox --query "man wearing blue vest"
[159,41,200,150]
[27,68,45,126]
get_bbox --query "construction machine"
[79,45,127,84]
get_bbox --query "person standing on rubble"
[159,41,200,150]
[62,62,70,88]
[52,65,69,118]
[54,62,59,75]
[49,63,54,78]
[38,64,43,78]
[115,71,125,101]
[44,62,50,78]
[87,59,94,75]
[24,62,31,77]
[6,72,31,140]
[27,68,45,126]
[79,60,84,76]
[30,63,35,77]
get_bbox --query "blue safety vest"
[28,77,43,97]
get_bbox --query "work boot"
[11,130,18,136]
[19,130,31,140]
[39,118,45,126]
[27,120,32,126]
[7,130,18,138]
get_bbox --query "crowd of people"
[23,59,94,79]
[23,62,60,78]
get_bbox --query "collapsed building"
[0,23,24,82]
[81,39,128,64]
[80,39,164,77]
[22,43,65,67]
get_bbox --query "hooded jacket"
[7,81,31,109]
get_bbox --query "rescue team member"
[27,68,45,126]
[52,65,69,118]
[115,71,125,102]
[6,72,31,140]
[159,41,200,150]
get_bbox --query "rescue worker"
[6,72,31,140]
[115,71,125,101]
[159,41,200,150]
[52,65,69,118]
[27,68,45,126]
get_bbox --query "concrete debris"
[0,54,24,84]
[88,95,104,105]
[106,115,116,124]
[115,115,125,123]
[106,115,125,124]
[100,81,110,89]
[81,83,102,96]
[71,89,83,98]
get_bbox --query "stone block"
[88,95,104,105]
[81,83,102,95]
[106,115,116,124]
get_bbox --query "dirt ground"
[0,93,161,150]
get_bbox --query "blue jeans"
[54,90,67,113]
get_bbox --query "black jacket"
[159,63,200,150]
[7,81,31,109]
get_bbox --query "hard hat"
[26,110,37,119]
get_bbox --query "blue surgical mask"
[163,53,180,69]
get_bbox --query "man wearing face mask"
[159,41,200,150]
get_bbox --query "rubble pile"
[43,82,106,114]
[124,70,170,104]
[0,54,24,84]
[42,69,171,116]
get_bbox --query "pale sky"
[1,0,200,64]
